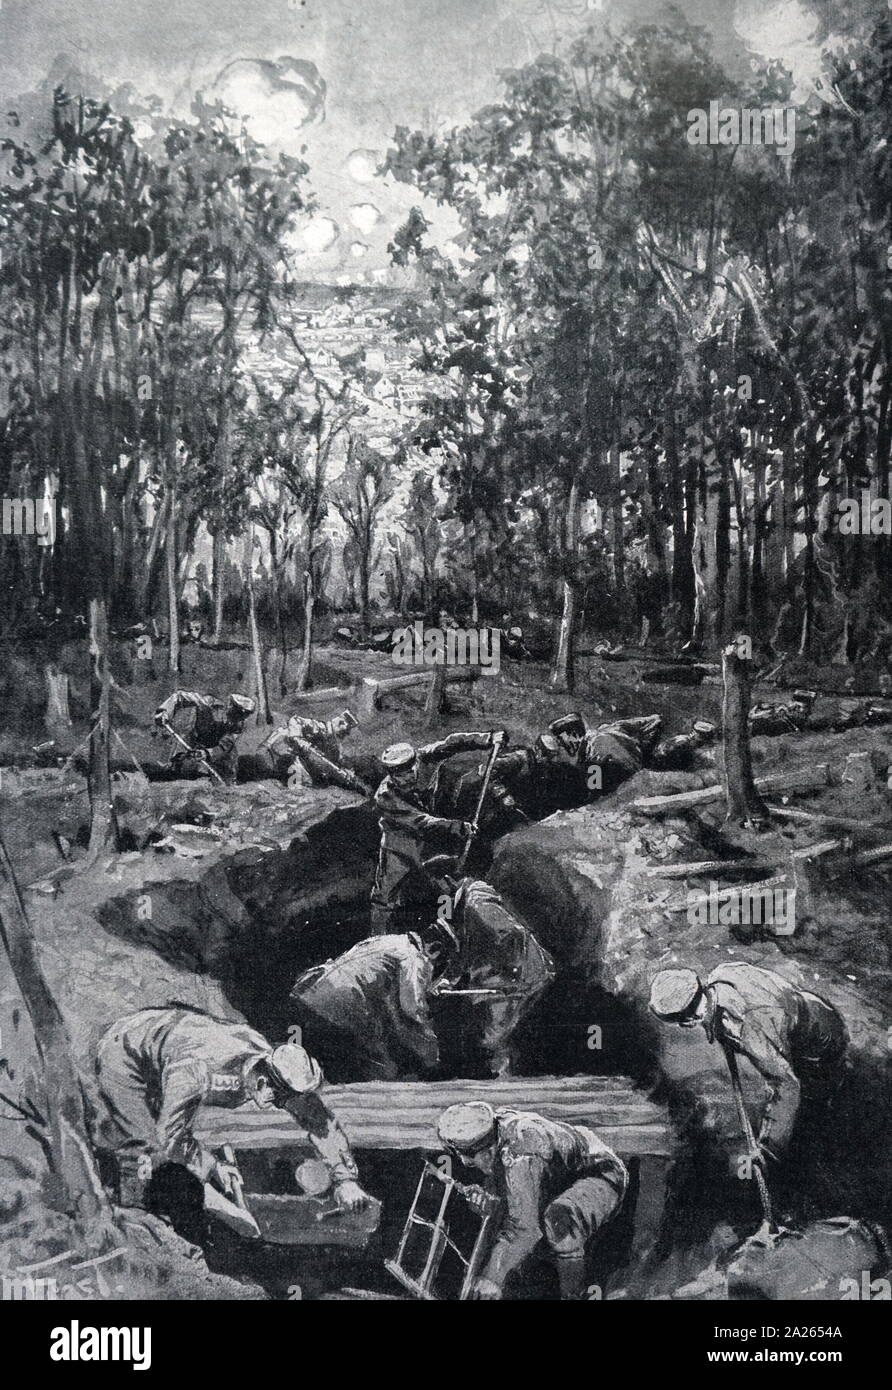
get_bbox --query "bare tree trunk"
[550,476,580,694]
[722,636,768,828]
[245,529,271,724]
[296,565,315,692]
[212,529,226,644]
[86,597,119,860]
[44,664,72,734]
[166,492,180,674]
[0,832,115,1239]
[424,661,448,729]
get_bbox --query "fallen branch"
[644,858,776,879]
[767,805,889,833]
[633,765,831,817]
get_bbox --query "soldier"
[648,963,847,1161]
[549,712,715,797]
[257,709,371,794]
[289,921,458,1082]
[437,1102,628,1300]
[434,876,555,1077]
[154,690,255,784]
[369,729,507,933]
[446,733,567,830]
[95,1005,371,1213]
[749,689,817,736]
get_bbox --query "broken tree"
[0,830,114,1240]
[722,635,769,828]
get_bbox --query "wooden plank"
[195,1076,674,1157]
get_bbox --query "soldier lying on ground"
[289,921,458,1082]
[433,876,555,1078]
[256,708,372,794]
[649,964,847,1193]
[153,690,255,784]
[369,730,507,933]
[750,689,892,736]
[95,1005,371,1214]
[549,712,716,798]
[437,1102,628,1301]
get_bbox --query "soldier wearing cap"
[437,1101,628,1300]
[749,689,817,737]
[447,733,568,829]
[290,921,458,1081]
[648,963,847,1158]
[435,877,555,1077]
[257,708,371,794]
[153,690,256,784]
[549,711,716,798]
[95,1005,370,1213]
[370,729,507,933]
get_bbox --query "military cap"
[549,712,586,740]
[267,1042,323,1095]
[381,742,416,770]
[437,1101,497,1154]
[648,968,703,1021]
[228,694,256,717]
[535,733,562,758]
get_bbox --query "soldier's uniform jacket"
[260,717,364,793]
[703,963,847,1152]
[576,715,663,794]
[449,878,554,999]
[291,933,439,1072]
[480,1111,628,1290]
[156,690,243,780]
[96,1006,358,1184]
[371,732,492,914]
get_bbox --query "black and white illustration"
[0,0,891,1308]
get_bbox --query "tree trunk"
[86,597,119,860]
[550,476,580,693]
[245,529,271,724]
[212,528,226,644]
[44,664,72,734]
[424,662,449,729]
[721,637,768,828]
[0,832,115,1239]
[296,564,315,692]
[166,492,180,675]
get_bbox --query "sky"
[0,0,880,282]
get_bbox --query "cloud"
[349,240,370,258]
[349,202,382,234]
[301,214,340,254]
[212,55,326,149]
[345,148,382,183]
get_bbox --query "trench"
[98,800,678,1298]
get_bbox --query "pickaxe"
[157,719,225,785]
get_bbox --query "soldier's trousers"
[95,1031,163,1204]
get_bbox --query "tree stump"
[722,635,769,829]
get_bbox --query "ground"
[2,636,892,1298]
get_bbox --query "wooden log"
[664,876,787,913]
[195,1076,674,1158]
[633,765,831,817]
[766,805,888,833]
[644,859,775,879]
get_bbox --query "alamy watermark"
[687,101,796,153]
[391,620,500,675]
[1,495,56,546]
[686,880,796,934]
[836,489,892,536]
